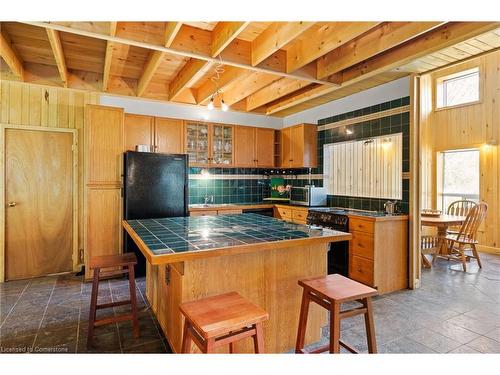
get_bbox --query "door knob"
[8,202,16,207]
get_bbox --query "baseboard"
[477,244,500,255]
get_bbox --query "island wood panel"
[147,244,327,353]
[0,81,99,277]
[419,50,500,252]
[124,113,154,151]
[4,128,74,280]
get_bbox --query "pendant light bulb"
[221,99,229,112]
[208,97,214,111]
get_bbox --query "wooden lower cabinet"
[273,205,308,224]
[348,216,408,294]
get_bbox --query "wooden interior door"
[281,127,292,168]
[5,129,74,280]
[255,128,275,167]
[234,126,256,167]
[155,117,184,154]
[124,114,154,152]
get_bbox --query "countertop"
[122,213,351,264]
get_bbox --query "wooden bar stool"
[180,291,269,353]
[87,253,140,348]
[295,274,378,354]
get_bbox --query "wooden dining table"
[421,214,466,268]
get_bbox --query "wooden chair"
[87,253,140,348]
[421,235,439,268]
[443,202,488,271]
[295,274,378,354]
[446,200,478,234]
[180,291,269,353]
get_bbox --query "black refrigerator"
[123,151,189,276]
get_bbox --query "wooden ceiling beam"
[164,22,183,47]
[286,22,381,73]
[211,22,250,57]
[223,71,281,106]
[25,22,336,86]
[102,21,117,91]
[196,65,249,104]
[0,29,24,80]
[317,22,445,79]
[246,78,311,111]
[136,22,183,97]
[251,22,315,66]
[46,29,68,87]
[267,22,500,115]
[169,58,212,101]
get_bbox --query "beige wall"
[420,50,500,252]
[1,80,100,260]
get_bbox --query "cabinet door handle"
[165,265,171,285]
[8,202,17,207]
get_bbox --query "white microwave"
[290,186,327,207]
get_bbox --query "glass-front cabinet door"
[186,121,210,166]
[211,124,233,166]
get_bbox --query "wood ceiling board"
[169,58,211,100]
[182,22,217,31]
[52,22,111,35]
[116,22,166,45]
[67,69,102,90]
[246,77,312,111]
[317,22,444,79]
[220,37,252,65]
[285,22,381,73]
[0,29,24,80]
[109,43,150,79]
[59,32,106,73]
[475,32,500,48]
[22,62,65,86]
[46,29,68,86]
[454,41,488,55]
[196,65,249,104]
[437,46,472,60]
[0,57,21,81]
[107,75,137,96]
[211,22,250,57]
[170,24,212,56]
[153,53,189,81]
[238,22,273,42]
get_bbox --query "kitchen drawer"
[349,217,375,234]
[217,209,242,215]
[349,255,374,286]
[350,230,374,260]
[292,209,308,222]
[275,207,292,220]
[190,210,218,217]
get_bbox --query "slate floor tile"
[447,345,482,354]
[467,336,500,353]
[408,328,462,353]
[378,336,436,354]
[427,321,480,344]
[484,327,500,342]
[446,314,497,335]
[33,325,78,354]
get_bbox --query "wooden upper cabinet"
[255,128,275,168]
[211,124,234,166]
[234,126,256,167]
[86,105,124,184]
[280,124,317,168]
[124,114,154,152]
[155,117,184,154]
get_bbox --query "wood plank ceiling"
[1,21,500,117]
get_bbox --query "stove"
[307,208,350,276]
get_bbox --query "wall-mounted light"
[200,168,211,179]
[363,139,374,146]
[346,128,353,135]
[382,137,392,149]
[221,99,228,112]
[207,97,215,111]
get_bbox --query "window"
[436,67,480,109]
[440,149,480,210]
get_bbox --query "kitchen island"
[122,213,351,353]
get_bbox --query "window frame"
[433,66,482,112]
[436,148,480,211]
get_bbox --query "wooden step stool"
[180,291,269,353]
[87,253,140,348]
[295,274,378,354]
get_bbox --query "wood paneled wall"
[420,50,500,252]
[0,81,100,263]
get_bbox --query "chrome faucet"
[204,194,214,206]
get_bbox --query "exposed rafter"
[317,22,445,79]
[46,28,68,86]
[251,22,315,66]
[169,58,212,101]
[24,22,336,85]
[136,22,183,97]
[196,65,249,104]
[267,22,500,114]
[102,21,117,91]
[211,22,250,57]
[286,22,381,73]
[164,22,183,47]
[1,29,24,80]
[222,71,281,105]
[246,78,311,111]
